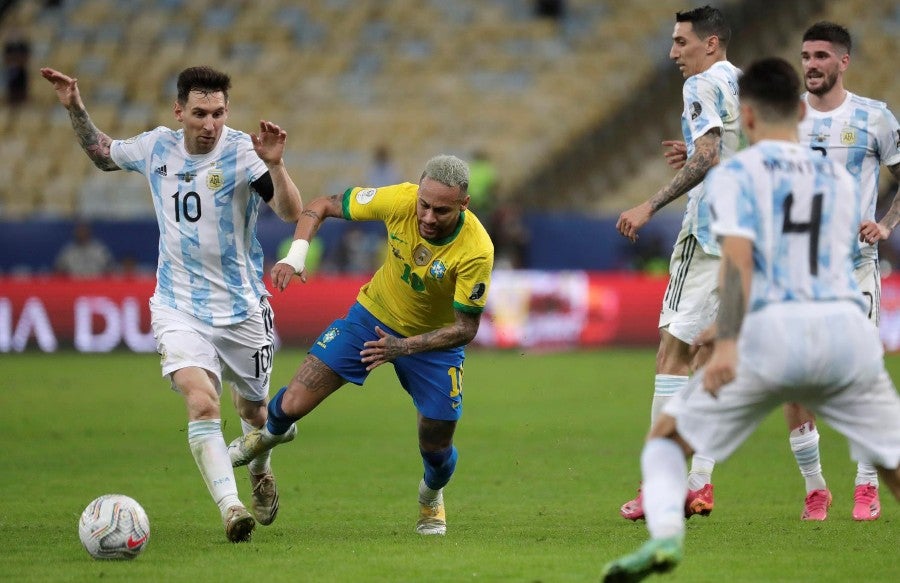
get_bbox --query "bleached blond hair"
[421,155,469,196]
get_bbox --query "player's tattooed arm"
[716,236,752,340]
[404,310,481,354]
[293,194,343,240]
[649,129,721,212]
[68,107,118,171]
[716,256,745,340]
[704,237,750,395]
[360,310,481,371]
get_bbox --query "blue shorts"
[309,302,465,421]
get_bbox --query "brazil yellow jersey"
[342,183,494,338]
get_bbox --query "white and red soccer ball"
[78,494,150,560]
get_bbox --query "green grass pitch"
[1,348,897,582]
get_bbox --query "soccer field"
[1,349,897,582]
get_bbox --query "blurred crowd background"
[1,0,898,277]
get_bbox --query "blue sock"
[421,446,458,490]
[266,387,297,435]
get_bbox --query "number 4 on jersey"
[782,193,823,275]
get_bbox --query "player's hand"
[270,261,306,291]
[702,339,738,397]
[616,202,654,242]
[662,140,687,170]
[858,220,890,245]
[360,326,409,371]
[251,120,287,167]
[40,67,83,110]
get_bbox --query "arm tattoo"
[649,130,721,212]
[68,107,118,171]
[299,195,343,238]
[300,209,321,221]
[405,311,480,354]
[716,258,745,340]
[299,208,324,240]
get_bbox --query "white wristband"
[277,239,310,273]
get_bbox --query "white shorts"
[667,301,900,469]
[854,260,880,325]
[151,297,275,402]
[658,234,720,343]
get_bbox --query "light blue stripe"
[215,137,249,318]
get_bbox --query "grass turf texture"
[1,348,897,582]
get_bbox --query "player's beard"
[805,69,838,96]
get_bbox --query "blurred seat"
[10,0,883,218]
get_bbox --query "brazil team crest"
[207,169,224,190]
[316,327,340,349]
[429,260,446,279]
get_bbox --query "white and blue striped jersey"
[707,140,864,313]
[111,126,271,326]
[680,60,743,255]
[799,92,900,267]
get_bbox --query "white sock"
[688,454,715,490]
[651,375,687,425]
[188,420,242,516]
[418,478,441,505]
[855,462,879,488]
[789,422,827,492]
[642,438,688,540]
[241,418,272,476]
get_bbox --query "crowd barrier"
[3,271,900,352]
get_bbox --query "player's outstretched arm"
[40,67,119,172]
[271,193,344,290]
[359,310,481,371]
[615,131,720,242]
[651,130,721,210]
[252,120,303,223]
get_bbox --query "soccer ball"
[78,494,150,560]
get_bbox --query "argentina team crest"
[207,169,224,190]
[840,127,856,146]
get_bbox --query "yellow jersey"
[342,183,494,337]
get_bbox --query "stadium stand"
[0,0,897,255]
[1,0,707,218]
[546,0,900,215]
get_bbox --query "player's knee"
[186,394,220,420]
[783,402,815,428]
[418,415,456,448]
[647,413,679,441]
[655,330,693,374]
[237,399,266,427]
